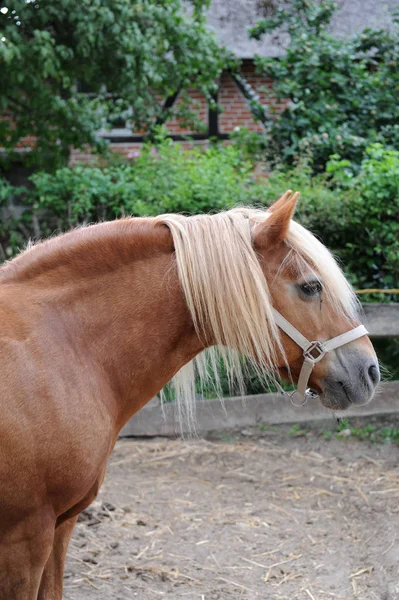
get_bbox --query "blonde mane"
[156,207,359,432]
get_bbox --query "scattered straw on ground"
[64,426,399,600]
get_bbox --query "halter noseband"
[272,308,368,406]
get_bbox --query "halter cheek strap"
[272,309,368,406]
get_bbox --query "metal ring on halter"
[289,387,319,407]
[289,390,308,407]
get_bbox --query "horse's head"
[252,191,379,410]
[160,199,379,426]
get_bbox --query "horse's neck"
[3,220,203,428]
[84,257,202,427]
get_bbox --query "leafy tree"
[250,0,399,169]
[0,0,228,169]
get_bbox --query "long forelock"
[285,220,359,319]
[247,207,359,319]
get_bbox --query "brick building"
[70,0,399,163]
[3,0,398,166]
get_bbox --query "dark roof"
[205,0,398,58]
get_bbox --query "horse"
[0,191,379,599]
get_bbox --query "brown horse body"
[0,221,202,598]
[0,195,379,598]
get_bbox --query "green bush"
[1,140,397,295]
[250,0,399,171]
[28,142,265,228]
[0,141,266,255]
[0,177,27,261]
[325,144,399,293]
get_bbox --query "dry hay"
[65,429,399,599]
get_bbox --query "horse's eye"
[298,280,323,297]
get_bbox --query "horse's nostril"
[368,364,380,386]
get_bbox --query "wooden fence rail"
[362,303,399,337]
[121,304,399,437]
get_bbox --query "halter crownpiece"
[272,308,368,407]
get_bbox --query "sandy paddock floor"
[64,422,399,600]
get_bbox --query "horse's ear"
[267,189,294,213]
[253,191,299,247]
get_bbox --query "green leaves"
[324,144,399,293]
[1,138,397,297]
[0,0,227,170]
[251,0,399,171]
[0,140,266,258]
[20,141,261,225]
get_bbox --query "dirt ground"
[64,419,399,600]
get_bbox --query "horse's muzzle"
[321,354,380,410]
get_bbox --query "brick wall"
[219,61,287,134]
[2,60,285,165]
[220,67,262,133]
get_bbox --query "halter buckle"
[303,341,325,363]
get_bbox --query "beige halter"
[273,308,368,406]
